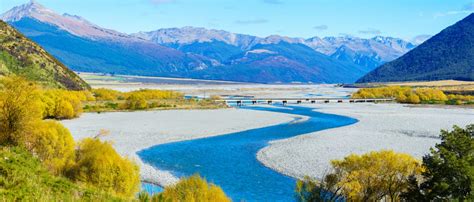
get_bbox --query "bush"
[352,86,461,104]
[28,120,75,175]
[146,175,231,202]
[125,94,148,110]
[92,88,121,101]
[42,90,86,119]
[68,138,140,198]
[0,76,43,145]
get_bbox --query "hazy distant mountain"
[358,13,474,83]
[0,20,88,90]
[1,1,416,83]
[137,28,416,71]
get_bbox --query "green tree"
[402,124,474,201]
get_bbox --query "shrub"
[153,175,231,202]
[352,86,458,104]
[42,90,85,119]
[125,94,148,110]
[28,120,75,175]
[0,76,43,145]
[92,88,121,101]
[68,138,140,198]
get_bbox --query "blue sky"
[1,0,473,40]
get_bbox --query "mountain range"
[0,20,88,90]
[358,13,474,83]
[1,1,419,83]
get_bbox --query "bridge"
[216,98,394,106]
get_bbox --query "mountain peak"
[0,0,52,22]
[1,1,137,41]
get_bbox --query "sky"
[1,0,473,40]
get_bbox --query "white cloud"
[313,25,328,31]
[434,3,473,18]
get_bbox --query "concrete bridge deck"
[217,98,395,105]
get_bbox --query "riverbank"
[62,108,299,186]
[257,103,474,180]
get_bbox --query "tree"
[295,175,345,202]
[152,174,231,202]
[332,150,423,201]
[0,76,43,145]
[125,94,148,110]
[68,138,140,198]
[297,150,423,201]
[402,124,474,201]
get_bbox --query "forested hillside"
[358,14,474,83]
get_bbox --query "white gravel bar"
[257,103,474,180]
[62,108,297,186]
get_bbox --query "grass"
[0,147,124,201]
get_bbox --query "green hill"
[0,20,89,90]
[357,13,474,83]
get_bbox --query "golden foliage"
[68,138,140,198]
[28,120,75,175]
[352,86,473,104]
[41,90,89,119]
[155,174,231,202]
[126,94,148,110]
[330,150,423,201]
[0,76,43,145]
[92,88,122,101]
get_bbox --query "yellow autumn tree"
[125,94,148,110]
[0,76,43,145]
[68,138,140,198]
[42,90,85,119]
[154,174,231,202]
[92,88,122,101]
[29,120,75,175]
[331,150,423,201]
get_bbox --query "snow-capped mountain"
[1,0,134,41]
[133,27,260,49]
[136,27,417,70]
